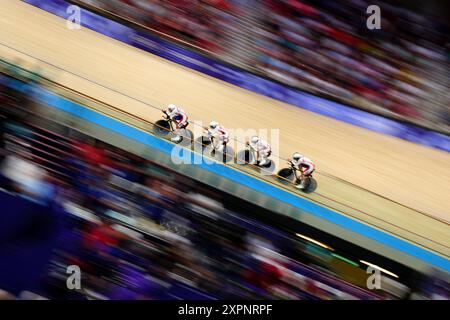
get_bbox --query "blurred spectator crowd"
[1,64,449,300]
[80,0,450,132]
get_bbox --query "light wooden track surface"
[1,0,449,257]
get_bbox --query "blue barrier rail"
[3,74,449,272]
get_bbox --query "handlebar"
[162,110,170,121]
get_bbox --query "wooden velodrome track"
[1,1,449,258]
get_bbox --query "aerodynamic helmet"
[292,153,302,161]
[209,121,219,130]
[251,136,260,144]
[167,104,177,113]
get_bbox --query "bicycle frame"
[163,111,175,132]
[246,145,258,163]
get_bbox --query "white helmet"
[292,153,302,161]
[251,136,260,144]
[167,104,177,113]
[209,121,219,130]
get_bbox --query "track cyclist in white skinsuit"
[246,136,272,166]
[206,121,229,153]
[289,152,315,189]
[163,104,189,142]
